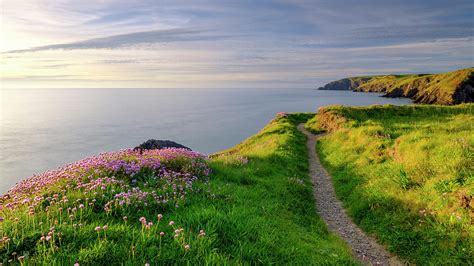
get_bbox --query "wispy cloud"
[3,28,238,53]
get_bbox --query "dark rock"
[134,139,191,151]
[453,72,474,104]
[318,78,353,90]
[383,87,404,98]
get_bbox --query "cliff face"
[318,77,372,91]
[451,74,474,103]
[318,68,474,105]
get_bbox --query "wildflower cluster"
[276,112,288,118]
[0,148,211,263]
[1,148,209,211]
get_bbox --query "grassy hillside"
[306,104,474,264]
[0,113,355,264]
[318,67,474,105]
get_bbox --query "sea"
[0,88,412,193]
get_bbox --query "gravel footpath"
[297,124,403,266]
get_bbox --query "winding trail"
[297,124,402,266]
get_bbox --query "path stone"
[297,124,403,266]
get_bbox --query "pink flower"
[74,263,80,266]
[102,225,108,230]
[169,221,175,226]
[159,232,165,237]
[184,244,190,250]
[1,147,210,228]
[95,226,101,231]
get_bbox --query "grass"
[1,113,356,264]
[306,104,474,264]
[304,115,324,135]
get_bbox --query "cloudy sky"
[0,0,473,89]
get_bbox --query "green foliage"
[315,104,474,264]
[304,115,325,134]
[397,169,419,190]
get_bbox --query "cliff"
[318,67,474,105]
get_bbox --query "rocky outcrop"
[317,77,372,91]
[135,139,191,151]
[317,68,474,105]
[453,73,474,104]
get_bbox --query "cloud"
[2,75,75,81]
[3,28,239,54]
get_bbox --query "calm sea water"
[0,88,411,193]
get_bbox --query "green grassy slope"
[306,104,474,264]
[1,113,355,264]
[207,113,355,264]
[319,67,474,105]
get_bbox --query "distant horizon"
[2,66,471,90]
[1,0,473,89]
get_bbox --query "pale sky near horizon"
[0,0,473,89]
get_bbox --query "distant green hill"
[318,67,474,105]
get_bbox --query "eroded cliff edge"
[318,67,473,104]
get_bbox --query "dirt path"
[297,124,402,266]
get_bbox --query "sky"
[0,0,473,89]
